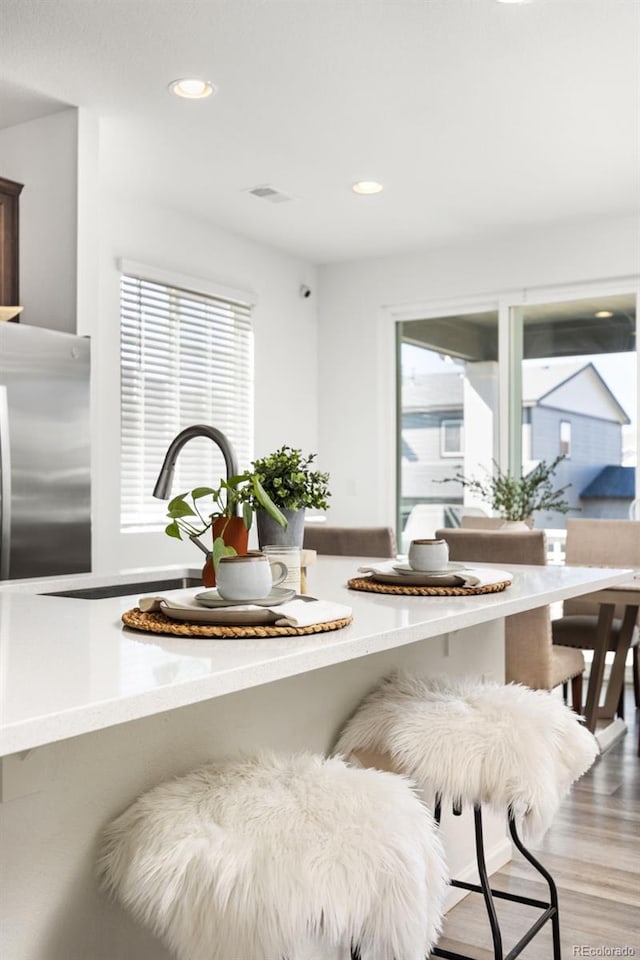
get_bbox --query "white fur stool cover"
[334,673,599,843]
[98,751,448,960]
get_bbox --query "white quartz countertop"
[0,557,631,757]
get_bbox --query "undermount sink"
[41,576,201,600]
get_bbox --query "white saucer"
[393,562,466,576]
[373,570,466,587]
[194,586,296,608]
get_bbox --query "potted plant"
[243,445,331,548]
[440,455,571,525]
[164,473,286,585]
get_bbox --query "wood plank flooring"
[431,690,640,958]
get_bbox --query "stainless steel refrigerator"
[0,322,91,580]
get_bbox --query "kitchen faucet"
[152,424,240,514]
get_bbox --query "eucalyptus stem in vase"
[438,455,572,523]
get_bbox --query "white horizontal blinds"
[120,273,254,529]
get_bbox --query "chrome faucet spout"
[152,424,240,512]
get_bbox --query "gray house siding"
[577,498,632,519]
[529,405,623,525]
[401,409,463,503]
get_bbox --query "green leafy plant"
[164,473,287,566]
[245,445,331,511]
[439,455,572,521]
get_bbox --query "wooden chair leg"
[633,646,639,709]
[571,674,583,715]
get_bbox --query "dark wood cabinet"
[0,176,24,306]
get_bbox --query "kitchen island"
[0,557,630,960]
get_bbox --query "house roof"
[403,363,630,424]
[522,361,630,424]
[522,362,586,401]
[580,465,636,499]
[402,372,464,411]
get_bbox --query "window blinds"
[120,273,254,529]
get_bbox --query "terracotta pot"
[201,516,250,587]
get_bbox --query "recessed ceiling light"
[352,180,383,195]
[595,310,614,318]
[169,78,216,99]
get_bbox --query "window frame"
[440,418,464,458]
[559,419,572,458]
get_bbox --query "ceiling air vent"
[246,184,292,204]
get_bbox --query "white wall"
[90,185,319,572]
[317,214,640,527]
[0,109,78,332]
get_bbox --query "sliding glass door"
[396,285,638,552]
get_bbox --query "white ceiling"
[1,0,638,264]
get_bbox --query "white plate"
[195,586,296,608]
[373,569,467,587]
[393,562,466,577]
[158,601,282,626]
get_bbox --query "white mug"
[408,538,449,572]
[216,553,287,601]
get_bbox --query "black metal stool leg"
[431,803,562,960]
[508,813,561,960]
[432,803,503,960]
[473,805,504,959]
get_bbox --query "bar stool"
[98,750,448,960]
[334,673,599,960]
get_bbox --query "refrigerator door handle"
[0,386,12,579]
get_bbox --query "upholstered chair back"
[562,518,640,619]
[435,528,583,691]
[303,525,396,558]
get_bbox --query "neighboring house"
[401,361,632,528]
[522,361,630,524]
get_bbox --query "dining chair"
[435,528,585,706]
[302,524,396,558]
[551,518,640,724]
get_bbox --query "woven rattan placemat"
[347,576,511,597]
[122,607,353,639]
